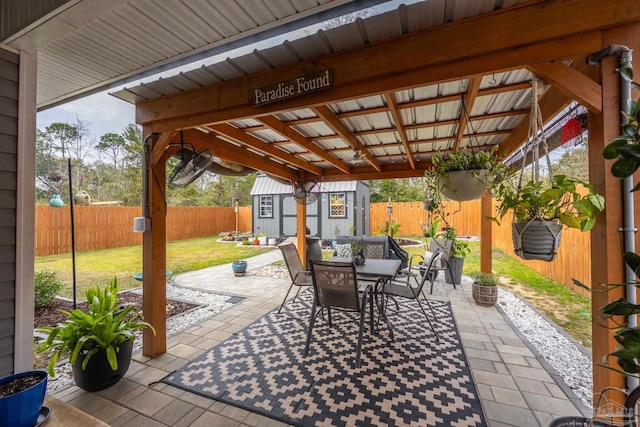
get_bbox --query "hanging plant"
[492,75,605,261]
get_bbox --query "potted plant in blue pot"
[0,370,48,427]
[36,278,155,392]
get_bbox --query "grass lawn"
[35,236,273,299]
[35,235,592,348]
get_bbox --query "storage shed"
[250,175,370,241]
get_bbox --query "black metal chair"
[382,252,442,341]
[304,260,374,368]
[277,243,313,314]
[405,238,455,294]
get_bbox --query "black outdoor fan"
[168,131,215,188]
[292,181,318,205]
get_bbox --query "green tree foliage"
[552,144,589,182]
[369,178,425,202]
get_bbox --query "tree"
[96,133,126,169]
[552,143,589,182]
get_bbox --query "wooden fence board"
[35,202,591,295]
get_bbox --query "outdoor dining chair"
[405,238,455,294]
[277,243,313,314]
[382,252,442,341]
[304,260,375,368]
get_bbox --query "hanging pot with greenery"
[492,76,605,261]
[424,94,507,202]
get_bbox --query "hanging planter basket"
[512,219,563,262]
[438,169,492,201]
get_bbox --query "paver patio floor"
[49,250,587,427]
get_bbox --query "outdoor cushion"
[336,244,352,258]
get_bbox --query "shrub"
[34,270,63,307]
[242,240,251,246]
[469,271,500,287]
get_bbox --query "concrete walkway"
[49,249,588,427]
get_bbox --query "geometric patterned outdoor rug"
[162,289,487,427]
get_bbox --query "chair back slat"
[279,243,305,280]
[417,251,443,290]
[361,242,385,259]
[309,261,360,311]
[429,239,452,261]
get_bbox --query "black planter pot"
[445,256,464,285]
[0,370,47,427]
[73,339,133,392]
[512,219,563,262]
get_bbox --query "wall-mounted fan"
[292,180,318,205]
[168,131,214,188]
[350,148,366,165]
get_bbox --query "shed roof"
[251,175,359,195]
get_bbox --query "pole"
[387,197,392,236]
[235,199,239,240]
[67,158,77,309]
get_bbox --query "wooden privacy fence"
[36,201,591,295]
[35,205,252,256]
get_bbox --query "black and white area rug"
[162,289,487,427]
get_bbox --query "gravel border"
[496,287,593,414]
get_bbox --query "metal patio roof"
[1,0,393,110]
[110,0,536,179]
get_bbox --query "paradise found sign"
[252,69,333,106]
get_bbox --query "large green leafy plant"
[36,278,155,376]
[492,174,605,231]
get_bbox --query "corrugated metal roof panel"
[251,175,359,195]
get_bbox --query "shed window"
[260,196,273,218]
[330,193,346,217]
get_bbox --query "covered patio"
[108,0,640,403]
[49,252,586,426]
[1,0,640,425]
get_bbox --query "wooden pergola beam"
[528,61,603,113]
[312,105,382,172]
[258,115,351,174]
[206,123,323,176]
[181,129,302,182]
[453,77,482,151]
[149,131,175,166]
[136,0,638,132]
[385,92,415,169]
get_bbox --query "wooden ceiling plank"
[138,0,636,128]
[384,92,415,169]
[258,115,351,174]
[312,105,382,172]
[453,77,482,151]
[207,123,323,175]
[528,61,603,113]
[180,129,301,182]
[150,131,175,165]
[496,86,571,159]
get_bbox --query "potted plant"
[470,271,499,306]
[492,174,605,261]
[232,260,248,276]
[438,226,469,285]
[36,278,155,392]
[426,146,506,202]
[0,370,48,427]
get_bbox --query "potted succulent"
[36,278,155,392]
[438,226,469,285]
[492,174,605,261]
[470,271,499,306]
[426,146,506,202]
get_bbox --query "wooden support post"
[480,193,492,273]
[142,128,167,357]
[587,24,639,400]
[297,201,307,269]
